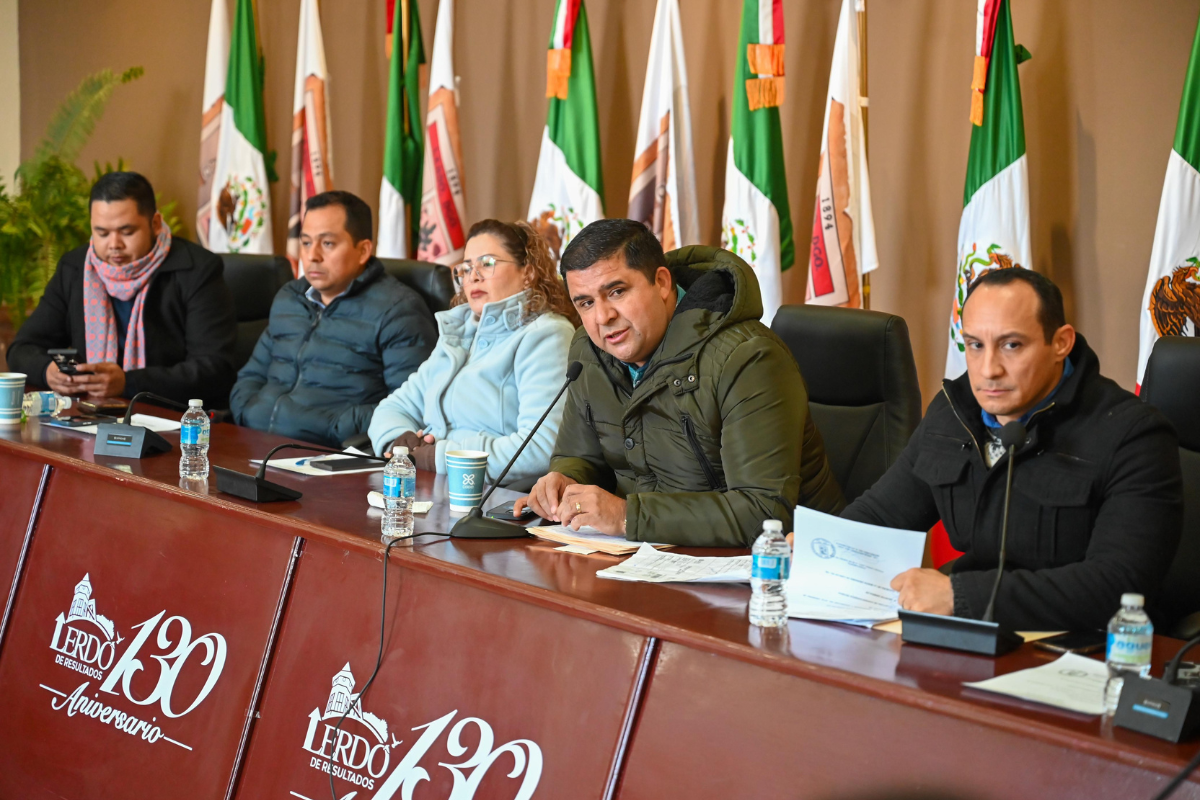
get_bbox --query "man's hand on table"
[556,484,627,536]
[515,472,579,523]
[45,360,125,398]
[890,568,954,615]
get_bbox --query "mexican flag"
[806,0,878,309]
[377,0,425,259]
[1136,10,1200,389]
[196,0,228,250]
[527,0,604,258]
[286,0,334,276]
[945,0,1032,378]
[720,0,791,327]
[416,0,468,265]
[206,0,275,255]
[628,0,698,251]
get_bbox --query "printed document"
[964,652,1108,715]
[597,543,750,583]
[787,506,926,625]
[529,526,670,556]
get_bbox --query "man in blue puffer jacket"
[230,191,436,447]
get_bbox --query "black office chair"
[221,254,294,370]
[1140,335,1200,639]
[379,257,456,314]
[771,305,923,504]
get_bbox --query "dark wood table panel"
[234,536,651,800]
[0,447,47,638]
[0,466,299,800]
[618,640,1200,800]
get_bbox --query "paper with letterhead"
[963,652,1108,715]
[597,542,751,583]
[787,506,927,625]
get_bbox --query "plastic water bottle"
[381,446,416,544]
[179,399,210,479]
[1104,592,1154,715]
[23,391,72,417]
[749,520,790,628]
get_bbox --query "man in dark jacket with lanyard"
[230,191,436,448]
[516,219,844,547]
[9,172,238,406]
[844,268,1182,632]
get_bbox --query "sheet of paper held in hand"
[597,542,751,582]
[963,652,1109,715]
[787,506,927,627]
[529,525,672,556]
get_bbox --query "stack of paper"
[366,492,433,515]
[529,525,670,556]
[786,506,926,627]
[597,543,750,582]
[964,652,1108,715]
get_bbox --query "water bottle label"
[199,427,210,445]
[181,422,200,445]
[383,475,401,498]
[1106,633,1153,665]
[401,475,415,498]
[752,554,789,581]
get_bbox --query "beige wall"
[19,0,1200,403]
[0,0,19,186]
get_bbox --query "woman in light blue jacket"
[369,220,578,485]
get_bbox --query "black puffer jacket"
[843,336,1183,631]
[230,259,436,447]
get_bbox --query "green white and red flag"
[196,0,228,249]
[416,0,468,265]
[377,0,425,259]
[628,0,698,251]
[205,0,275,255]
[286,0,334,276]
[1136,10,1200,389]
[720,0,791,326]
[806,0,877,308]
[945,0,1032,378]
[527,0,604,258]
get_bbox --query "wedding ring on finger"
[575,502,582,513]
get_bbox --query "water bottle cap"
[1121,593,1145,607]
[188,399,203,407]
[393,446,409,456]
[61,395,73,409]
[763,520,783,532]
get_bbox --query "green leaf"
[1015,44,1032,65]
[35,66,144,165]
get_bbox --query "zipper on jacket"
[680,413,723,491]
[585,402,597,432]
[940,386,983,459]
[268,307,323,432]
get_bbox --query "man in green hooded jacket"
[515,219,844,547]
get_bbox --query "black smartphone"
[309,456,382,472]
[486,500,537,522]
[48,348,80,375]
[1033,630,1108,655]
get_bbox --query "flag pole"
[858,0,871,309]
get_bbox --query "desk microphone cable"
[327,532,448,800]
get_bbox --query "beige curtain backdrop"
[18,0,1200,404]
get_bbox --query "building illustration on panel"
[321,663,389,744]
[65,574,116,641]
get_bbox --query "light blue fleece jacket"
[368,291,575,484]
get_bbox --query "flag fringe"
[747,43,785,76]
[546,48,572,99]
[746,77,785,110]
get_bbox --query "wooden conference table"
[0,410,1197,800]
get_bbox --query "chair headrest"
[378,258,456,313]
[220,254,293,321]
[1142,336,1200,451]
[771,304,920,407]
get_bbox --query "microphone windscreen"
[998,420,1027,450]
[566,361,583,381]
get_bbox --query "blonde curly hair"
[451,219,580,327]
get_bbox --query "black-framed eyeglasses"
[452,255,519,287]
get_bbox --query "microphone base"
[213,466,303,502]
[450,508,532,539]
[898,609,1023,657]
[94,423,173,458]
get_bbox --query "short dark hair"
[304,190,373,243]
[559,219,668,285]
[90,171,156,219]
[965,267,1067,342]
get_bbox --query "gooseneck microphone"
[450,360,583,539]
[94,392,190,458]
[214,443,389,502]
[982,420,1027,623]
